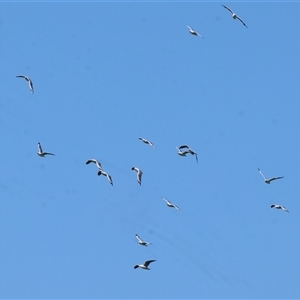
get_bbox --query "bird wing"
[222,4,234,14]
[38,143,43,153]
[106,173,113,185]
[236,15,248,27]
[86,159,96,165]
[161,197,171,205]
[186,25,193,31]
[257,168,267,181]
[268,176,284,182]
[174,204,182,211]
[135,234,143,243]
[144,260,156,267]
[44,152,55,156]
[179,145,190,150]
[16,75,28,80]
[137,171,143,184]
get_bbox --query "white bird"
[138,137,155,148]
[37,142,55,157]
[134,259,156,270]
[271,204,289,213]
[86,159,103,170]
[135,234,151,247]
[222,5,248,28]
[257,168,284,184]
[187,25,204,38]
[98,170,113,186]
[161,197,182,211]
[131,166,143,185]
[16,75,34,94]
[177,145,198,163]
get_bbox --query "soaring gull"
[271,204,289,213]
[134,259,156,270]
[177,145,198,163]
[16,75,34,94]
[86,159,103,171]
[257,168,284,184]
[161,197,182,211]
[222,5,248,28]
[135,234,151,247]
[37,142,55,157]
[131,166,143,185]
[186,25,204,38]
[138,137,155,148]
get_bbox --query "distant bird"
[134,259,156,270]
[257,168,284,184]
[271,204,289,213]
[138,137,155,148]
[98,170,113,186]
[131,166,143,185]
[177,145,198,163]
[37,142,55,157]
[222,5,248,28]
[186,25,204,38]
[86,159,103,170]
[161,197,182,211]
[135,234,151,247]
[16,75,34,94]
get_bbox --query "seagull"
[138,137,155,148]
[98,170,113,186]
[161,197,182,211]
[187,25,204,38]
[222,5,248,28]
[86,159,103,170]
[257,168,284,184]
[134,259,156,270]
[16,75,34,94]
[135,234,151,247]
[131,166,143,185]
[271,204,289,213]
[37,142,55,157]
[177,145,198,163]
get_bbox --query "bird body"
[134,260,156,270]
[132,166,143,185]
[37,142,55,157]
[257,168,284,184]
[139,137,155,148]
[16,75,34,94]
[271,204,289,213]
[222,5,248,28]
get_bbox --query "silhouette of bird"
[187,25,204,38]
[222,5,248,28]
[161,197,182,211]
[135,234,151,247]
[131,166,143,185]
[138,137,155,148]
[37,142,55,157]
[16,75,34,94]
[257,168,284,184]
[271,204,289,213]
[134,260,156,270]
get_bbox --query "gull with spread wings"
[271,204,289,213]
[138,137,155,148]
[176,145,198,163]
[134,260,156,270]
[222,5,248,28]
[161,197,182,211]
[37,142,55,157]
[16,75,34,94]
[135,234,151,247]
[97,170,113,186]
[131,166,143,185]
[186,25,204,38]
[86,159,103,171]
[257,168,284,184]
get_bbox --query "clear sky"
[1,1,300,299]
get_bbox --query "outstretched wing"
[178,145,190,150]
[135,234,143,243]
[236,15,248,28]
[257,168,266,181]
[38,143,43,153]
[222,4,234,14]
[144,260,156,267]
[268,176,284,183]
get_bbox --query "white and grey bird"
[37,142,55,157]
[258,168,284,184]
[222,5,248,28]
[161,197,182,211]
[177,145,198,163]
[16,75,34,94]
[98,170,113,186]
[131,166,143,185]
[187,25,204,38]
[138,137,155,148]
[86,159,103,171]
[271,204,289,213]
[134,259,156,270]
[135,234,151,247]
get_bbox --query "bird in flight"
[257,168,284,184]
[177,145,198,163]
[222,5,248,28]
[161,197,182,211]
[134,259,156,270]
[86,159,103,171]
[131,166,143,185]
[135,234,151,247]
[271,204,289,213]
[16,75,34,94]
[98,170,113,186]
[186,25,204,38]
[37,142,55,157]
[138,137,155,148]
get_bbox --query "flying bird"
[135,234,151,247]
[131,166,143,185]
[271,204,289,213]
[138,137,155,148]
[161,197,182,211]
[98,170,113,186]
[257,168,284,184]
[134,259,156,270]
[222,5,248,28]
[177,145,198,163]
[37,142,55,157]
[86,159,103,170]
[186,25,204,38]
[16,75,34,94]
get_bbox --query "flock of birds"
[14,4,289,272]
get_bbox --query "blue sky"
[1,1,300,299]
